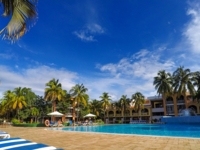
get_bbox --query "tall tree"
[194,71,200,91]
[119,95,130,123]
[100,92,112,123]
[153,70,172,116]
[0,0,38,41]
[131,92,145,120]
[31,107,39,123]
[0,90,14,118]
[44,78,64,121]
[12,87,29,120]
[172,66,196,108]
[70,84,89,122]
[89,99,101,116]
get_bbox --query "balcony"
[152,108,164,112]
[125,114,130,117]
[141,113,149,116]
[132,113,138,116]
[177,100,185,104]
[166,101,174,105]
[116,114,121,117]
[109,114,114,117]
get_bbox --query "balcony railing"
[141,113,149,115]
[152,108,164,112]
[166,101,174,104]
[125,114,130,117]
[177,100,185,103]
[132,113,138,116]
[116,114,121,117]
[109,114,114,117]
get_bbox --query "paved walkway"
[1,126,200,150]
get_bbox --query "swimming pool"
[48,124,200,138]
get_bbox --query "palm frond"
[0,0,38,42]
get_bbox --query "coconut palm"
[89,99,101,116]
[0,90,15,118]
[153,70,172,115]
[194,71,200,91]
[12,87,29,119]
[70,84,89,122]
[173,66,196,108]
[0,0,38,41]
[100,92,112,123]
[119,95,130,123]
[44,78,65,121]
[31,107,39,123]
[131,92,145,120]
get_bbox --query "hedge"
[13,123,46,127]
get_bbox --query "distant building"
[106,93,200,123]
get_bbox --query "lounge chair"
[0,131,10,139]
[49,121,54,127]
[0,137,63,150]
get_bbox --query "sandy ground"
[1,126,200,150]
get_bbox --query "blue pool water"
[48,124,200,138]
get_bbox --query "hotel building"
[105,93,200,124]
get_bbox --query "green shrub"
[118,120,121,124]
[62,122,70,126]
[13,123,46,127]
[11,119,20,124]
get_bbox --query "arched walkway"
[141,108,149,115]
[108,111,114,117]
[116,110,122,116]
[188,105,197,114]
[177,95,185,104]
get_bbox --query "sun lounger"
[0,137,64,150]
[0,131,10,139]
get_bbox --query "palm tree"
[100,92,112,123]
[89,99,101,116]
[172,66,196,108]
[0,0,38,41]
[0,90,14,118]
[194,71,200,91]
[131,92,145,120]
[153,70,172,116]
[12,87,29,120]
[119,95,130,123]
[44,78,64,121]
[70,84,89,122]
[31,107,39,123]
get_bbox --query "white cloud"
[133,49,149,59]
[183,3,200,53]
[15,65,19,69]
[0,65,78,97]
[74,31,96,41]
[87,24,104,34]
[98,49,175,80]
[74,23,104,41]
[0,53,16,59]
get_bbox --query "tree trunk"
[184,92,188,109]
[77,104,80,122]
[53,101,56,122]
[123,105,125,124]
[73,105,75,126]
[162,94,167,116]
[104,107,106,123]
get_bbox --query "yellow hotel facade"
[105,93,200,124]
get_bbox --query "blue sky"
[1,0,200,100]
